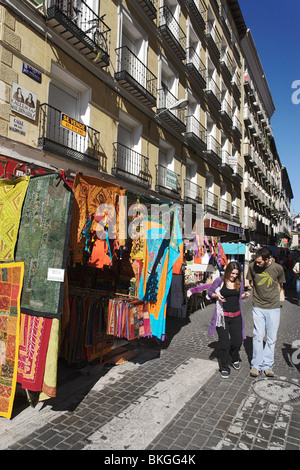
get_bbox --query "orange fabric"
[89,237,111,269]
[172,242,183,273]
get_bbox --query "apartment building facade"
[0,0,292,244]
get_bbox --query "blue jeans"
[296,279,300,301]
[251,307,281,371]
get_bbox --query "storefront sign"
[61,113,86,137]
[165,169,177,191]
[11,82,37,121]
[211,219,228,231]
[228,224,244,234]
[22,63,42,83]
[9,116,26,136]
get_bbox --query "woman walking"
[207,262,250,378]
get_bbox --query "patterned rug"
[15,173,73,318]
[0,262,24,419]
[0,177,30,262]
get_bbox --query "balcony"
[38,103,103,170]
[221,7,231,41]
[230,162,243,182]
[206,21,222,61]
[206,76,221,111]
[137,0,157,20]
[186,48,206,89]
[184,180,203,204]
[219,199,231,219]
[231,204,240,223]
[185,115,206,153]
[221,150,234,176]
[115,47,157,108]
[220,50,233,85]
[155,164,181,199]
[205,135,221,164]
[232,115,242,139]
[158,6,186,60]
[231,71,241,99]
[47,0,110,67]
[112,143,151,188]
[187,0,207,32]
[220,98,232,128]
[157,88,186,133]
[205,189,219,214]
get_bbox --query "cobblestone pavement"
[1,289,300,451]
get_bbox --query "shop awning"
[222,243,246,255]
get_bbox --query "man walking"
[247,247,285,378]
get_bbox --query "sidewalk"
[1,289,300,450]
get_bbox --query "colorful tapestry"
[0,176,30,262]
[15,173,73,318]
[138,211,183,339]
[17,313,52,392]
[0,262,24,419]
[69,173,126,265]
[107,298,151,340]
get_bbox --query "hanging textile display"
[15,173,73,318]
[39,318,60,401]
[61,294,109,364]
[69,173,126,265]
[0,176,30,262]
[0,262,24,419]
[106,298,151,340]
[138,209,183,340]
[17,313,52,392]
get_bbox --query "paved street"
[1,288,300,451]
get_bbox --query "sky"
[238,0,300,215]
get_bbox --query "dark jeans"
[216,315,243,372]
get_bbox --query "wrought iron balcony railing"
[221,149,234,176]
[157,88,186,133]
[205,135,221,161]
[230,162,243,181]
[184,179,203,203]
[38,103,103,170]
[185,115,206,152]
[186,0,207,31]
[206,21,222,59]
[220,50,233,84]
[112,143,151,188]
[137,0,157,20]
[156,164,181,198]
[115,46,157,108]
[219,199,231,218]
[220,98,232,127]
[206,76,221,110]
[205,189,219,213]
[186,47,206,89]
[232,115,242,137]
[158,6,186,60]
[47,0,110,67]
[231,204,240,222]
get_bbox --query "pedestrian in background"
[247,247,285,378]
[207,261,250,379]
[293,257,300,306]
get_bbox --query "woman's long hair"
[223,261,241,290]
